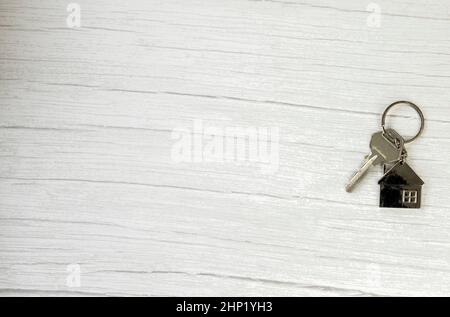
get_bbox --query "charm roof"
[378,162,424,185]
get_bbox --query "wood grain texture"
[1,0,450,296]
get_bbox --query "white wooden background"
[1,0,450,297]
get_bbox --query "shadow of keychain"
[346,101,425,208]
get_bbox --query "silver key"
[345,129,404,192]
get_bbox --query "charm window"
[402,190,417,204]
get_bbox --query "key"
[345,129,404,192]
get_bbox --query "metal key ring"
[381,101,425,144]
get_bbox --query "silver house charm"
[379,162,424,208]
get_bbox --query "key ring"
[381,101,425,144]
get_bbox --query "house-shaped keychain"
[378,162,424,208]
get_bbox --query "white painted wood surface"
[1,0,450,297]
